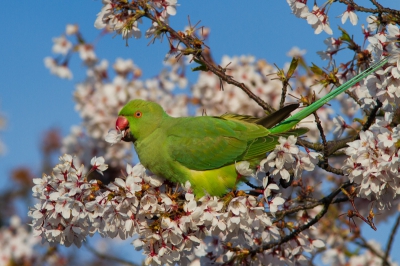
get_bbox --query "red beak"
[116,116,129,131]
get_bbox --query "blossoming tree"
[17,0,400,265]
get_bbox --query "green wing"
[240,128,308,160]
[167,116,257,170]
[220,103,299,128]
[167,116,306,171]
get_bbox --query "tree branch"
[355,236,391,266]
[143,12,275,113]
[337,0,400,16]
[383,213,400,265]
[246,181,352,258]
[296,97,383,158]
[275,196,349,221]
[313,111,329,168]
[355,240,387,264]
[362,99,383,131]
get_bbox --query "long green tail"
[270,58,388,134]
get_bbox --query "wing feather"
[241,128,308,160]
[167,116,269,170]
[166,116,308,171]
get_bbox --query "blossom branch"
[142,12,275,113]
[297,97,383,158]
[341,188,377,230]
[337,0,400,16]
[345,90,363,108]
[245,181,352,258]
[369,0,384,13]
[275,195,349,222]
[311,110,345,175]
[276,57,298,109]
[279,83,289,109]
[313,111,329,168]
[361,99,383,131]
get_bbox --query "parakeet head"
[116,100,167,142]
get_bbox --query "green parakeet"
[115,59,387,197]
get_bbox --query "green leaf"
[339,26,352,43]
[310,63,325,76]
[191,65,208,72]
[287,57,299,78]
[191,58,208,72]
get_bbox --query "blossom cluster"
[95,0,178,43]
[260,135,320,185]
[289,3,400,123]
[287,0,358,35]
[0,216,41,265]
[291,3,400,213]
[29,154,328,265]
[343,113,400,210]
[317,16,400,114]
[0,215,66,265]
[363,22,400,111]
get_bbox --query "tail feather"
[256,103,299,128]
[270,58,388,134]
[220,103,299,128]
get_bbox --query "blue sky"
[1,0,399,264]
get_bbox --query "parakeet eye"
[134,111,142,118]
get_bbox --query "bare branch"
[143,12,275,113]
[337,0,400,17]
[383,213,400,265]
[245,181,352,257]
[313,110,329,168]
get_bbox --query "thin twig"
[244,181,352,258]
[279,80,289,109]
[296,97,383,157]
[383,213,400,265]
[345,90,363,108]
[362,100,383,131]
[143,12,274,113]
[370,0,384,12]
[313,111,328,168]
[244,181,262,190]
[275,195,349,221]
[317,160,344,175]
[356,236,391,266]
[355,241,387,264]
[337,0,400,16]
